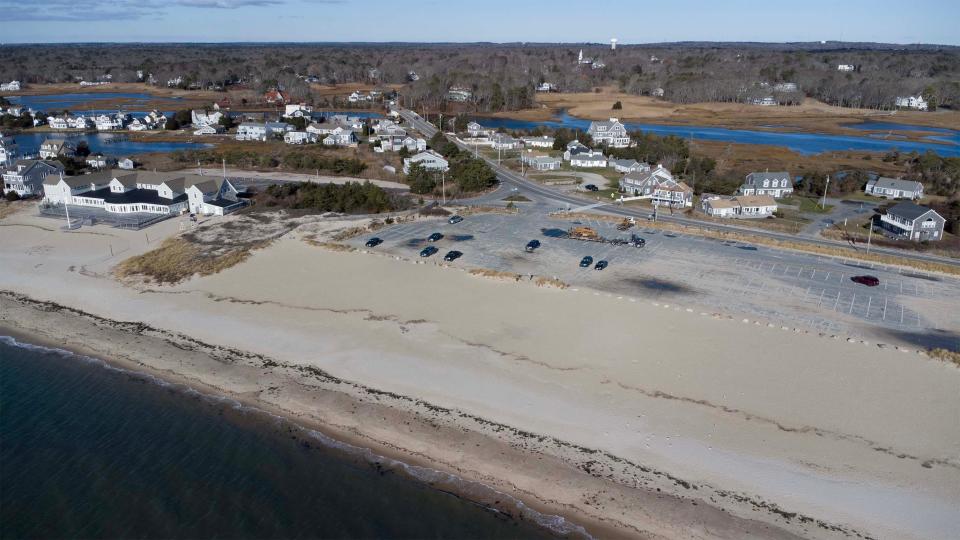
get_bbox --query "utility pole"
[441,170,446,205]
[866,217,873,253]
[821,175,830,209]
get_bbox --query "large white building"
[587,118,630,148]
[42,170,244,217]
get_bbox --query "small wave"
[303,428,594,539]
[1,335,592,538]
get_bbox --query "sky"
[0,0,958,45]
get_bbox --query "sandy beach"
[1,202,958,539]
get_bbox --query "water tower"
[610,38,618,51]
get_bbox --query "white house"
[570,151,607,168]
[895,95,928,111]
[536,82,557,92]
[85,154,117,169]
[2,160,64,198]
[236,123,269,141]
[47,116,69,130]
[864,177,924,200]
[284,131,318,145]
[619,165,693,207]
[322,127,358,147]
[773,82,798,92]
[39,139,76,160]
[447,87,473,102]
[587,118,630,147]
[191,110,223,127]
[701,194,778,218]
[0,81,21,92]
[401,136,427,152]
[522,154,562,171]
[490,133,520,151]
[403,150,449,174]
[193,124,225,136]
[283,103,313,118]
[701,197,739,218]
[609,159,649,174]
[739,171,793,198]
[0,133,18,167]
[563,140,591,161]
[837,64,855,72]
[466,122,490,138]
[521,135,555,148]
[94,113,128,131]
[118,158,135,170]
[67,115,92,129]
[376,124,409,151]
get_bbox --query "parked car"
[630,235,646,248]
[525,239,541,252]
[594,260,608,270]
[850,275,880,287]
[419,246,438,258]
[448,215,464,224]
[443,250,463,262]
[427,232,443,242]
[579,256,593,268]
[584,184,599,192]
[365,237,383,248]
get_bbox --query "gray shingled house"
[878,202,945,241]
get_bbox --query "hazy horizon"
[1,0,958,46]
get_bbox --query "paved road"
[397,107,960,269]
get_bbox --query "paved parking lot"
[350,209,960,348]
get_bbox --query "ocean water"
[0,337,572,540]
[471,111,960,157]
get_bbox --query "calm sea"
[0,337,576,540]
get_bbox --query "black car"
[443,250,463,262]
[584,184,599,192]
[851,275,880,287]
[419,246,438,258]
[427,232,444,242]
[630,235,646,248]
[579,256,593,268]
[594,260,608,270]
[448,215,464,224]
[365,237,383,248]
[525,239,541,252]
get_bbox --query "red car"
[850,275,880,287]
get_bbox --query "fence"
[38,203,174,230]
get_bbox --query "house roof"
[869,177,923,192]
[745,171,790,185]
[734,195,777,207]
[705,198,738,209]
[887,202,940,221]
[44,170,113,187]
[79,186,189,206]
[611,159,640,168]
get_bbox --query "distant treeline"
[2,43,957,111]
